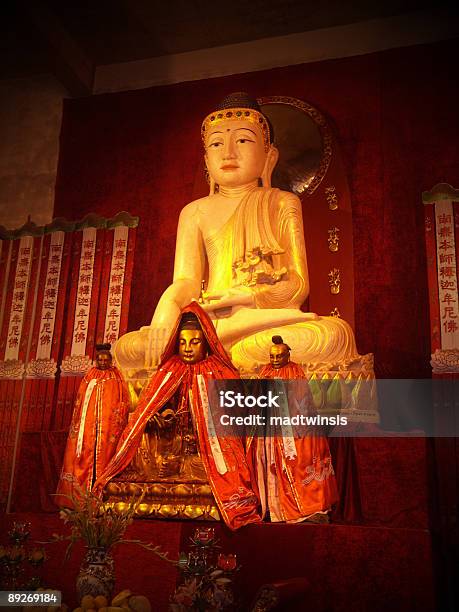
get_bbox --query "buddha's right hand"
[201,287,255,318]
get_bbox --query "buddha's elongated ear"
[261,145,279,188]
[204,155,217,195]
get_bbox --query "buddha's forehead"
[179,329,203,340]
[206,118,263,140]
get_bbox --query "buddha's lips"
[221,164,239,170]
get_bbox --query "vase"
[76,546,115,600]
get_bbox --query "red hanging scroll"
[57,221,106,429]
[24,222,75,433]
[0,227,43,509]
[0,213,139,510]
[423,183,459,374]
[55,213,138,429]
[94,213,137,349]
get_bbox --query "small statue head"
[95,343,113,370]
[270,335,290,370]
[178,313,208,364]
[201,92,279,193]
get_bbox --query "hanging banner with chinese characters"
[3,236,34,363]
[0,228,43,370]
[24,221,75,432]
[57,220,106,429]
[102,226,129,344]
[70,227,98,357]
[56,213,138,429]
[423,183,459,374]
[94,216,137,348]
[0,225,43,509]
[0,213,138,511]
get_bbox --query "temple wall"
[52,38,459,378]
[0,75,65,230]
[1,10,456,233]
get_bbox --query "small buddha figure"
[125,315,210,483]
[56,344,130,506]
[115,92,361,375]
[93,302,261,530]
[249,335,338,523]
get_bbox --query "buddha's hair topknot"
[216,92,261,112]
[271,335,291,351]
[201,91,274,145]
[96,343,111,351]
[179,312,202,331]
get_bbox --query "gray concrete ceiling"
[1,0,456,94]
[44,0,438,64]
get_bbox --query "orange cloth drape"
[56,366,130,506]
[93,302,262,530]
[253,362,338,522]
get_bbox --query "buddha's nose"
[223,137,236,159]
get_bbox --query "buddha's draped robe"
[201,187,359,366]
[250,361,338,522]
[56,366,130,506]
[113,187,360,373]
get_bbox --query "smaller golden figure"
[95,303,261,529]
[249,335,338,523]
[56,344,130,506]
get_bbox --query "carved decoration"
[325,185,338,210]
[60,354,92,375]
[328,268,341,294]
[259,96,333,196]
[430,348,459,373]
[328,227,340,252]
[26,358,57,379]
[0,359,25,379]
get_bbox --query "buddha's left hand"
[201,287,254,316]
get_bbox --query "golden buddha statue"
[125,323,209,484]
[115,92,365,378]
[102,304,261,526]
[107,312,215,519]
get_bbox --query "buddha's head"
[178,313,208,364]
[269,335,290,370]
[201,92,279,193]
[95,343,113,370]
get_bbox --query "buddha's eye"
[237,138,253,144]
[208,141,223,148]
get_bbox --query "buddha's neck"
[218,180,258,198]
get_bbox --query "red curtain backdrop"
[53,39,459,379]
[9,40,459,609]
